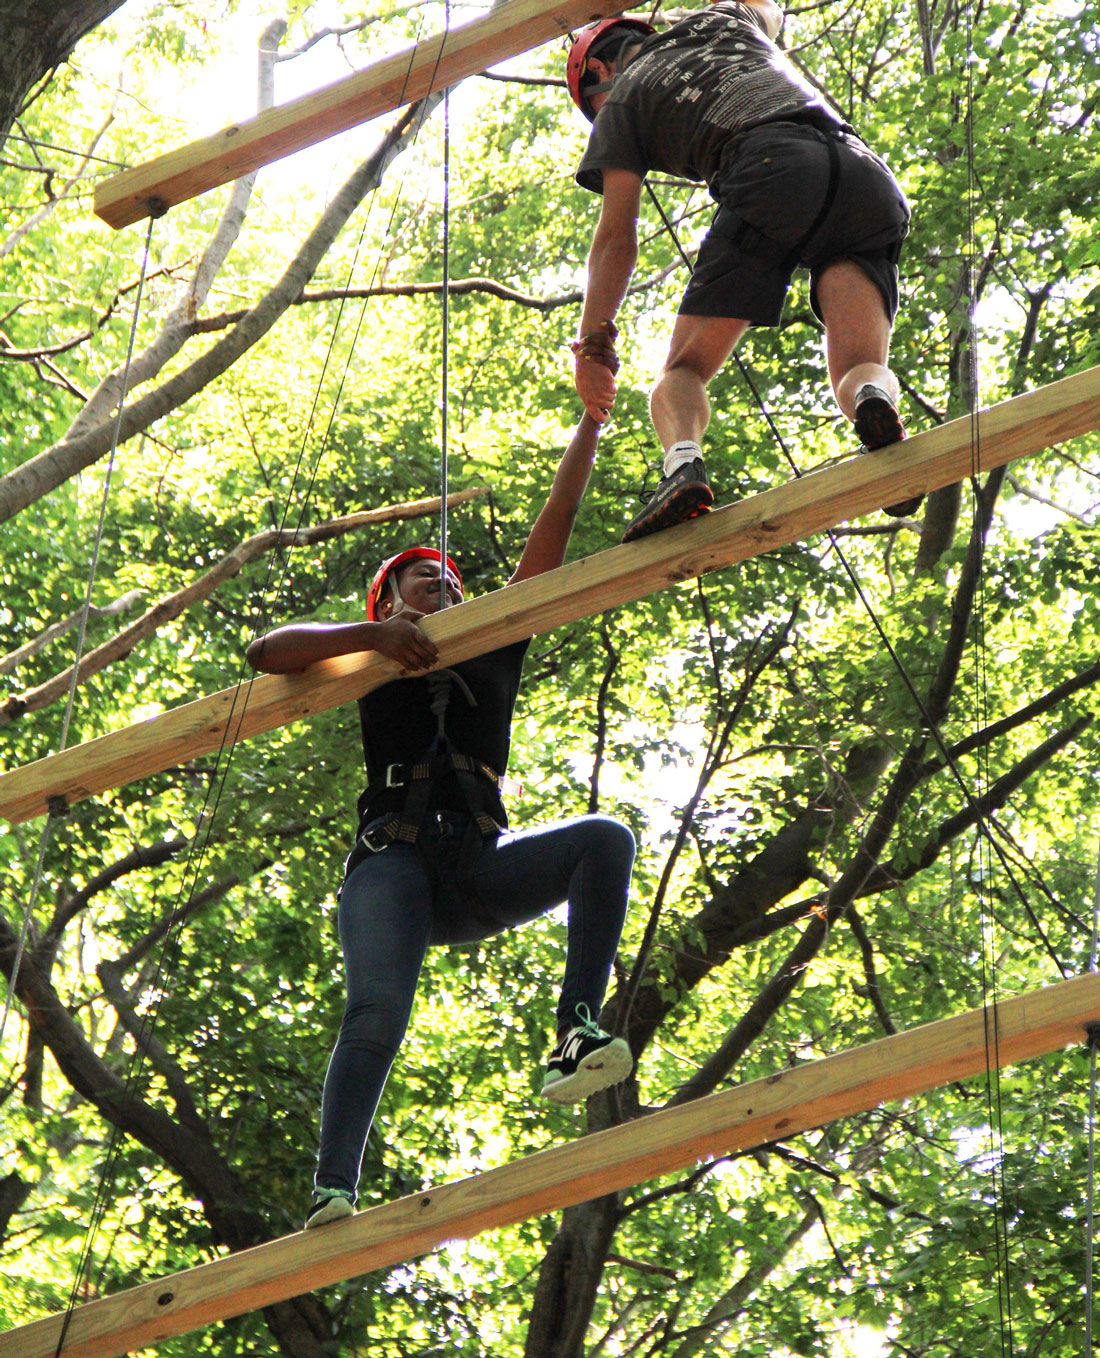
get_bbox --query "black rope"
[48,211,162,1357]
[955,0,1013,1337]
[1086,843,1100,1355]
[643,181,1062,981]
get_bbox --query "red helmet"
[366,547,463,622]
[566,17,655,121]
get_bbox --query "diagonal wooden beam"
[1,972,1097,1358]
[2,365,1099,826]
[93,0,626,229]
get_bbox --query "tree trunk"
[524,1196,620,1358]
[0,2,126,144]
[1,905,337,1357]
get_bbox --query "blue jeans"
[315,811,635,1197]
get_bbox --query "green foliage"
[2,0,1100,1355]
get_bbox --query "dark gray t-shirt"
[576,1,845,193]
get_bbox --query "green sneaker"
[541,1004,633,1104]
[305,1187,355,1230]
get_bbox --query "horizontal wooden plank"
[2,972,1097,1358]
[94,0,625,228]
[2,364,1098,826]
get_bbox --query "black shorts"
[679,121,911,327]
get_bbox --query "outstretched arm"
[247,616,437,674]
[508,413,602,585]
[574,168,642,423]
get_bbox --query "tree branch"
[587,620,620,814]
[0,98,435,525]
[65,22,286,447]
[860,714,1092,909]
[0,588,145,677]
[0,488,485,725]
[847,905,898,1035]
[0,97,118,261]
[186,264,681,333]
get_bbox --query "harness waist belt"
[371,752,502,798]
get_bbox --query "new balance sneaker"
[541,1005,633,1104]
[853,384,923,518]
[305,1187,355,1229]
[622,459,713,543]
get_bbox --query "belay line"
[1,974,1097,1358]
[0,212,159,1049]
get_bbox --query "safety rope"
[641,182,1059,974]
[954,0,1014,1339]
[1085,839,1100,1355]
[644,140,1034,1345]
[46,31,452,1352]
[1,213,158,1055]
[9,214,161,1356]
[439,0,453,610]
[1087,1024,1100,1355]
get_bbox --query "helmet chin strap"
[587,43,642,107]
[385,575,407,617]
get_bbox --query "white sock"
[663,441,702,477]
[854,382,892,408]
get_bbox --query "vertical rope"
[632,183,1059,1021]
[0,806,56,1048]
[58,215,159,754]
[1087,1031,1099,1357]
[438,0,452,608]
[958,0,1013,1341]
[1084,842,1100,1355]
[1,214,158,1054]
[0,211,162,1356]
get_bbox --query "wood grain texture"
[94,0,625,227]
[2,365,1098,826]
[2,972,1096,1358]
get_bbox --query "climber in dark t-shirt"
[248,413,636,1229]
[566,0,920,541]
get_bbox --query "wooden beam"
[93,0,626,229]
[2,972,1097,1358]
[2,365,1099,827]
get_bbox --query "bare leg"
[819,259,921,515]
[650,313,750,452]
[816,259,896,420]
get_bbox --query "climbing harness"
[348,667,506,882]
[712,123,844,272]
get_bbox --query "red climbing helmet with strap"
[366,547,463,622]
[565,17,656,121]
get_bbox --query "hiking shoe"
[853,384,923,518]
[622,458,713,543]
[305,1187,355,1229]
[541,1004,633,1104]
